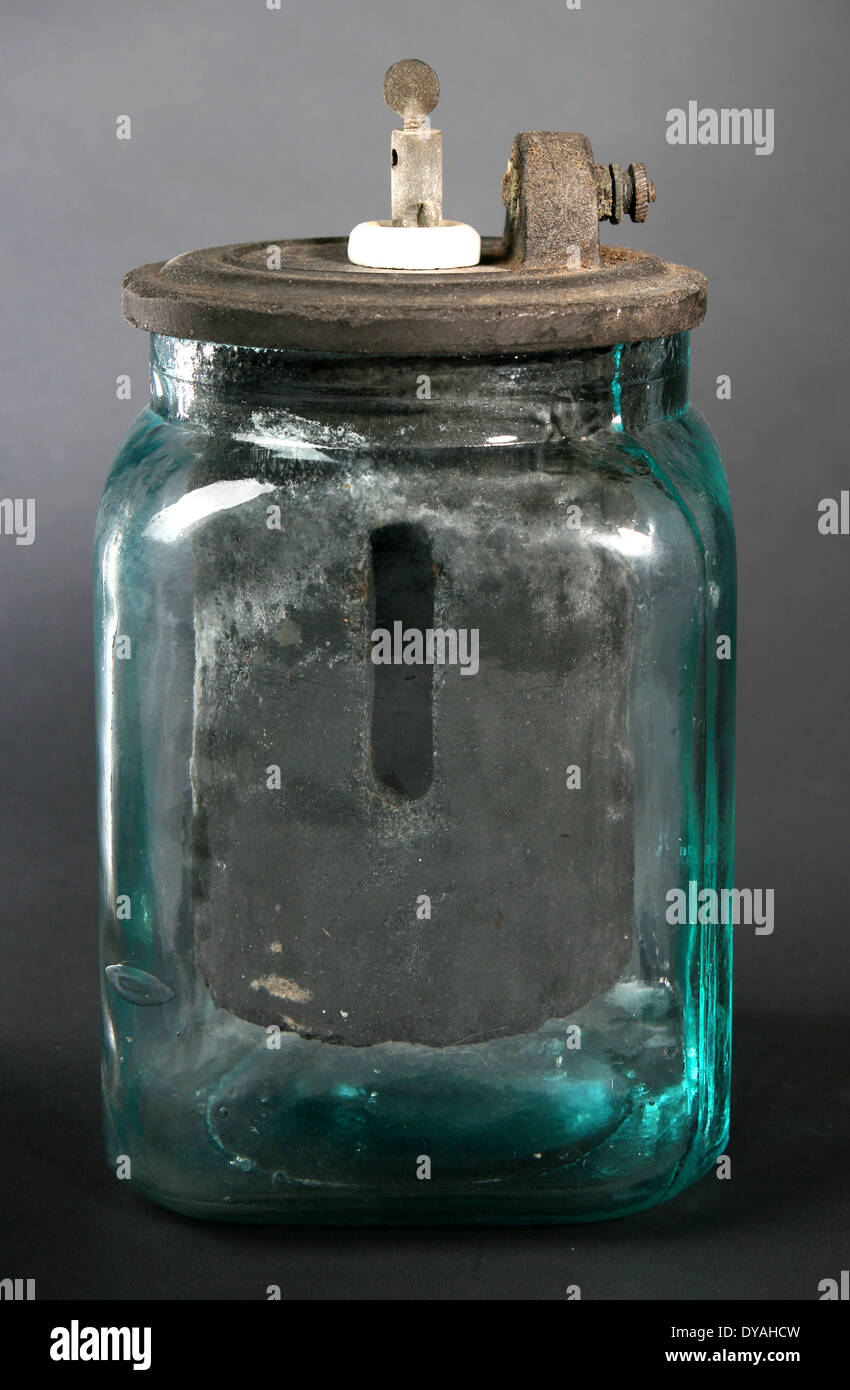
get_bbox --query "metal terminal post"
[384,59,443,227]
[348,58,480,268]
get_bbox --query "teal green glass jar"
[98,96,735,1223]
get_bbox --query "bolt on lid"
[122,59,706,356]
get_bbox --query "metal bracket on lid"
[502,133,657,271]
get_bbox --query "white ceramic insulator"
[347,220,481,271]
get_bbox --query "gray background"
[1,0,848,1299]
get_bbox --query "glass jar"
[96,327,735,1223]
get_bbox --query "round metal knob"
[629,163,655,223]
[383,59,440,126]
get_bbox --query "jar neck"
[149,332,690,449]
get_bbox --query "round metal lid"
[123,237,706,356]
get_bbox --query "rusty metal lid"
[123,239,705,356]
[122,63,707,356]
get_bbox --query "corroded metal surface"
[123,120,704,354]
[595,162,656,225]
[124,238,706,354]
[501,132,602,269]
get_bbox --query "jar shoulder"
[97,404,734,580]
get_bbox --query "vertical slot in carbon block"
[370,522,435,799]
